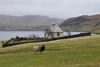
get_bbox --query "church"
[49,23,63,39]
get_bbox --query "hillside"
[0,35,100,67]
[0,15,64,31]
[59,14,100,33]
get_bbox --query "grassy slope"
[60,15,100,33]
[0,41,2,48]
[93,30,100,34]
[0,35,100,67]
[0,41,7,48]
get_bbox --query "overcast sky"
[0,0,100,19]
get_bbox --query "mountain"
[59,14,100,33]
[0,15,64,31]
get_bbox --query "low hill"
[0,15,64,31]
[59,14,100,33]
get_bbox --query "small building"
[49,23,63,39]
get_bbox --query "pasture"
[0,35,100,67]
[0,41,7,48]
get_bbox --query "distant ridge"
[0,15,64,31]
[59,14,100,33]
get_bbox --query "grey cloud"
[0,0,100,19]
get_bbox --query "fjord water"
[0,31,83,40]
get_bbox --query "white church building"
[49,23,63,38]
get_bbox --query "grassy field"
[0,35,100,67]
[0,40,7,48]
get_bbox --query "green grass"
[12,39,37,42]
[0,35,100,67]
[11,39,37,44]
[0,40,7,48]
[0,41,2,48]
[93,30,100,34]
[0,48,100,67]
[9,39,44,44]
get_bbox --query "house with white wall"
[49,23,63,39]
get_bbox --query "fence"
[2,32,91,48]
